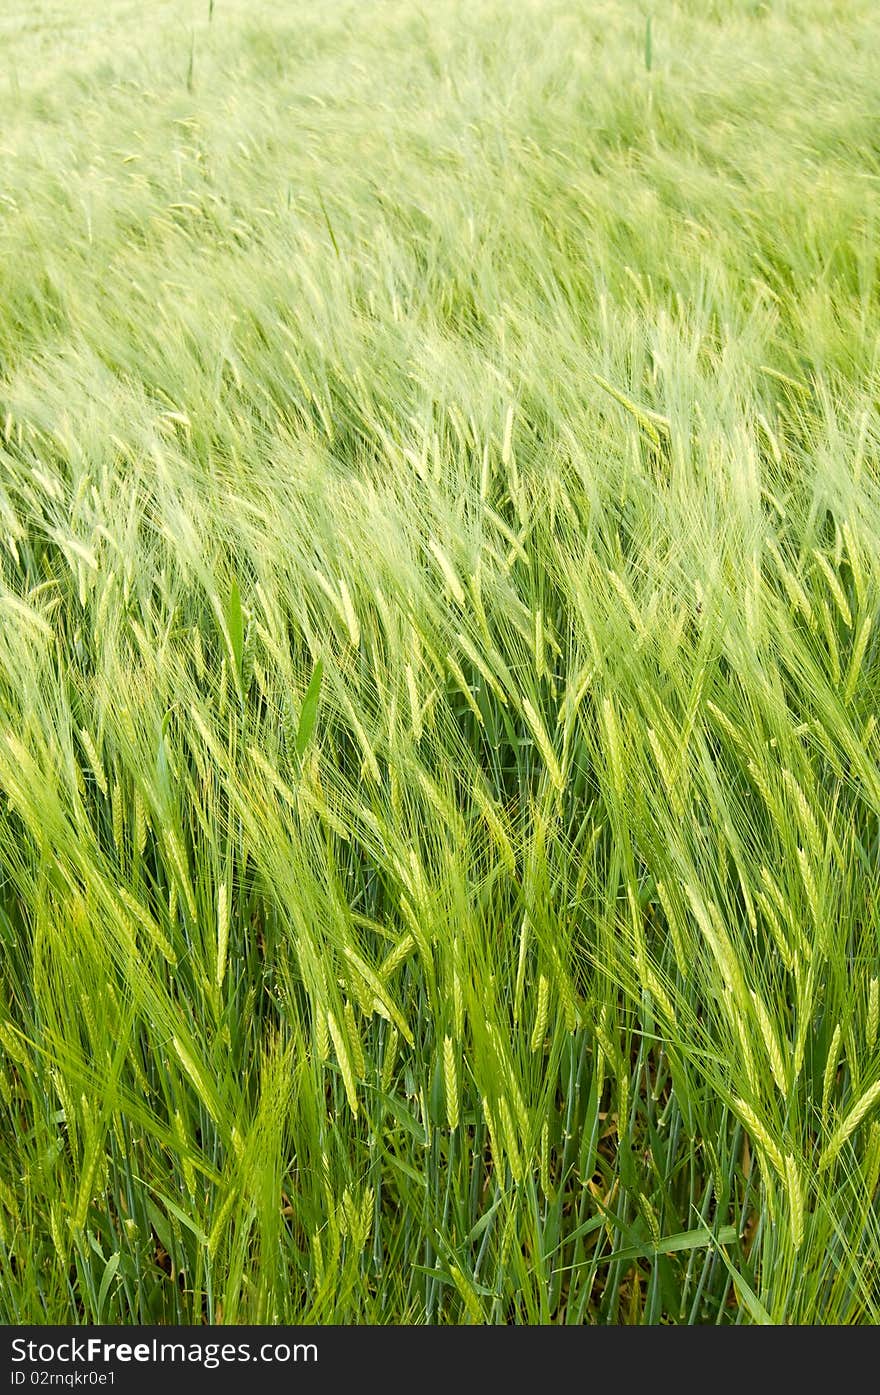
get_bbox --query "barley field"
[1,0,879,1325]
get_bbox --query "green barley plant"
[1,0,880,1324]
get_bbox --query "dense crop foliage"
[2,0,880,1323]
